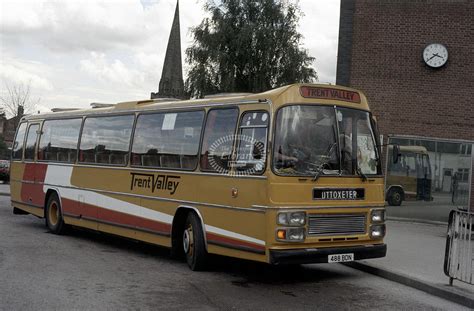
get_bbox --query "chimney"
[18,105,24,117]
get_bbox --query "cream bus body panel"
[12,161,270,262]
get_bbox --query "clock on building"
[423,43,448,68]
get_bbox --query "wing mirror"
[392,144,400,164]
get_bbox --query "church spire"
[151,0,186,99]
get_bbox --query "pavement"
[0,183,9,196]
[347,220,474,308]
[1,183,472,307]
[386,192,467,223]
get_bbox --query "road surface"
[0,196,467,310]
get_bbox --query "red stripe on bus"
[61,197,171,234]
[20,183,45,207]
[206,232,265,252]
[21,163,48,206]
[22,163,48,182]
[62,197,97,219]
[99,207,171,234]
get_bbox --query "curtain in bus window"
[79,115,134,165]
[12,123,27,160]
[235,111,269,174]
[38,119,82,162]
[337,107,378,175]
[200,108,239,172]
[356,117,377,174]
[131,111,204,169]
[24,124,39,161]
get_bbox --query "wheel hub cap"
[183,225,194,255]
[49,202,59,226]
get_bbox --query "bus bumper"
[269,244,386,265]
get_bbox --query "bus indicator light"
[277,229,286,240]
[300,86,361,104]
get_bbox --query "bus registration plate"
[328,253,354,263]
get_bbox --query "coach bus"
[386,145,432,206]
[10,83,386,270]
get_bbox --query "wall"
[337,0,474,210]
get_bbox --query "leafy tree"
[186,0,317,98]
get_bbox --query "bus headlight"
[276,227,305,242]
[371,209,385,223]
[277,211,306,226]
[370,224,386,239]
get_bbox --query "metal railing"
[444,209,473,285]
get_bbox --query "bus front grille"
[307,214,366,236]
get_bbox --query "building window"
[460,144,472,155]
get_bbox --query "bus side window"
[405,153,417,177]
[79,115,135,166]
[235,111,269,174]
[200,108,239,172]
[131,110,205,170]
[12,122,27,160]
[38,118,82,163]
[24,124,40,161]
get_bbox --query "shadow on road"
[64,226,174,260]
[212,258,348,286]
[59,225,348,285]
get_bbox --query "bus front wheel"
[183,212,208,271]
[45,193,66,234]
[387,188,403,206]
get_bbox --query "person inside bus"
[275,112,336,174]
[275,133,308,173]
[274,118,311,174]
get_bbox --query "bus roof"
[23,83,370,121]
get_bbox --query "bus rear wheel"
[183,213,208,271]
[387,188,403,206]
[45,193,66,234]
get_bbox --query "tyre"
[183,212,208,271]
[387,188,403,206]
[45,193,66,234]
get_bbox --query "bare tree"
[0,80,40,119]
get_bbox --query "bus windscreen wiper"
[312,142,337,182]
[356,165,368,182]
[312,166,323,182]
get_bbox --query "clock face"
[423,43,448,68]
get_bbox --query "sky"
[0,0,341,115]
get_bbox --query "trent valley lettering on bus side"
[130,172,180,195]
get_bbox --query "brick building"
[336,0,473,212]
